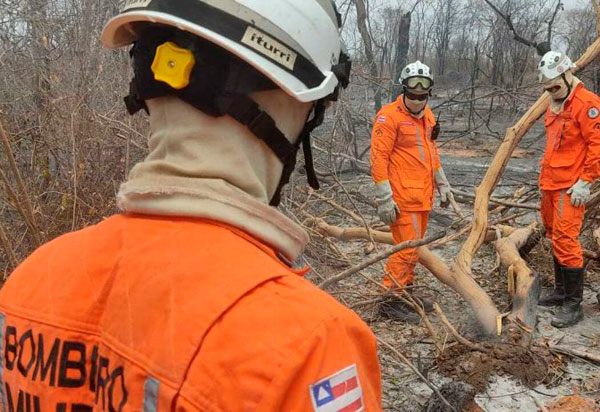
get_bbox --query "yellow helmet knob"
[151,41,195,89]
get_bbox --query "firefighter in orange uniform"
[0,1,383,410]
[537,51,600,328]
[370,61,453,322]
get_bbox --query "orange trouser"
[384,211,429,287]
[541,189,585,267]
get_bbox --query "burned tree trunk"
[355,0,382,112]
[392,11,411,97]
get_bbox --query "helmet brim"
[101,11,339,102]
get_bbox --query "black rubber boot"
[379,293,421,323]
[551,267,584,328]
[539,256,564,307]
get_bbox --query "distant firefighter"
[370,60,454,322]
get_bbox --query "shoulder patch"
[310,364,363,412]
[589,107,599,119]
[376,115,386,123]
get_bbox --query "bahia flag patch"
[310,364,363,412]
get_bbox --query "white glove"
[435,168,452,208]
[375,180,398,225]
[567,178,592,207]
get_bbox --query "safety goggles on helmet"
[404,76,433,90]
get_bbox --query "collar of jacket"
[116,96,309,262]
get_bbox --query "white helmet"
[101,0,349,103]
[399,60,434,88]
[538,51,576,83]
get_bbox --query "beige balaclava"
[117,90,312,261]
[403,90,429,118]
[544,70,581,113]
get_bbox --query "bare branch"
[318,231,445,289]
[546,1,563,44]
[483,0,551,56]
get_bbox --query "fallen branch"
[318,231,445,289]
[308,217,393,244]
[495,222,540,333]
[548,344,600,364]
[451,188,539,210]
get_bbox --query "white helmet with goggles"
[400,61,434,90]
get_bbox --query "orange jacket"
[0,215,382,411]
[370,97,441,211]
[540,82,600,190]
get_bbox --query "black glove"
[432,122,440,140]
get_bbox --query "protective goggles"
[403,76,433,90]
[404,89,429,101]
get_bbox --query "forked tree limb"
[495,222,540,331]
[483,0,553,56]
[453,36,600,335]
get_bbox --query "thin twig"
[377,338,458,412]
[433,303,489,352]
[0,219,18,271]
[452,188,539,210]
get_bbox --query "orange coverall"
[0,215,382,411]
[540,82,600,267]
[371,97,441,287]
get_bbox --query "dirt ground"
[304,109,600,411]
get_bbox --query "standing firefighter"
[370,61,453,322]
[537,51,600,328]
[0,1,384,410]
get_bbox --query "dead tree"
[483,0,563,56]
[355,0,382,112]
[391,11,411,97]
